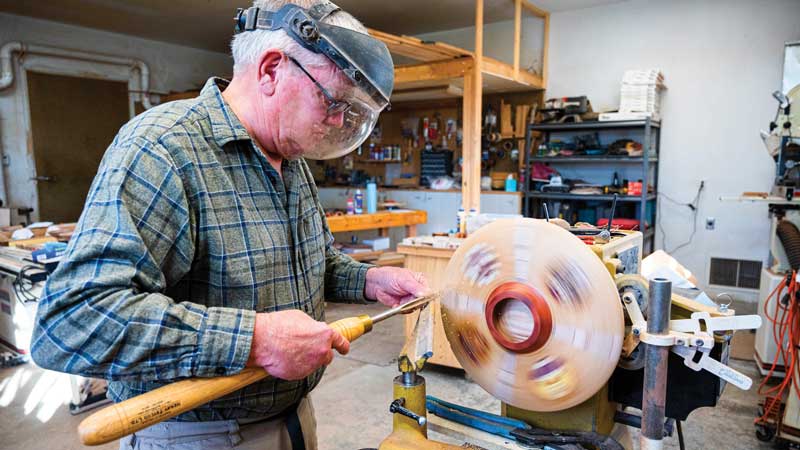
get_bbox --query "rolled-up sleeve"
[31,137,254,382]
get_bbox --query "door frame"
[11,54,142,222]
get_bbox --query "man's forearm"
[31,286,255,382]
[324,246,372,302]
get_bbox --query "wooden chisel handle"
[329,314,372,341]
[78,314,373,446]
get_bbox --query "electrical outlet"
[706,217,715,230]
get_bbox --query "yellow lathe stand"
[379,371,462,450]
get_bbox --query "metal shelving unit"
[523,118,661,253]
[526,192,657,202]
[529,156,658,163]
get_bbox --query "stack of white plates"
[619,69,666,118]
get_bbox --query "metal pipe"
[606,193,618,233]
[0,41,153,109]
[614,411,674,436]
[640,278,671,450]
[0,42,17,89]
[614,410,642,429]
[401,371,419,386]
[371,294,436,324]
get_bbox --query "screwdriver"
[78,294,437,446]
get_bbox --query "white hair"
[231,0,368,74]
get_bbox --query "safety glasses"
[287,56,352,117]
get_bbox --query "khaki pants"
[119,397,317,450]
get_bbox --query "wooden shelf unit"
[368,0,549,213]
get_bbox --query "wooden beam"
[394,57,473,86]
[542,12,550,87]
[412,40,470,59]
[462,67,477,213]
[369,28,469,62]
[462,0,484,213]
[521,0,548,18]
[514,0,521,79]
[475,0,483,74]
[391,84,463,102]
[482,56,543,88]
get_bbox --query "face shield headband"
[234,3,395,159]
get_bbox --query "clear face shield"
[306,89,382,160]
[286,55,384,159]
[234,2,394,160]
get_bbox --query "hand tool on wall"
[401,117,419,148]
[77,294,437,446]
[445,118,456,142]
[429,113,441,142]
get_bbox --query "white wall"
[0,13,232,219]
[547,0,800,297]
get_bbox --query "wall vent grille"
[709,258,761,289]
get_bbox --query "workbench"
[318,188,521,238]
[396,244,461,369]
[326,210,427,237]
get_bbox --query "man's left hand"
[364,267,429,307]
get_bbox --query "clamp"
[620,289,761,390]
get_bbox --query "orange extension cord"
[755,271,800,425]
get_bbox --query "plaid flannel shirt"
[31,78,371,421]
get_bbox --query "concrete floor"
[0,301,774,449]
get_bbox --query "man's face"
[269,58,351,159]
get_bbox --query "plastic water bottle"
[456,207,465,234]
[355,189,364,214]
[505,174,517,192]
[366,182,378,214]
[467,208,477,236]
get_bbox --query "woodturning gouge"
[77,294,437,446]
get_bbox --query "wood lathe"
[377,218,761,450]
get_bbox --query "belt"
[285,401,306,450]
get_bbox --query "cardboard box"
[490,171,513,190]
[363,237,391,251]
[392,176,419,187]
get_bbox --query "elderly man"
[31,1,426,449]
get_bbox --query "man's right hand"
[246,310,350,380]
